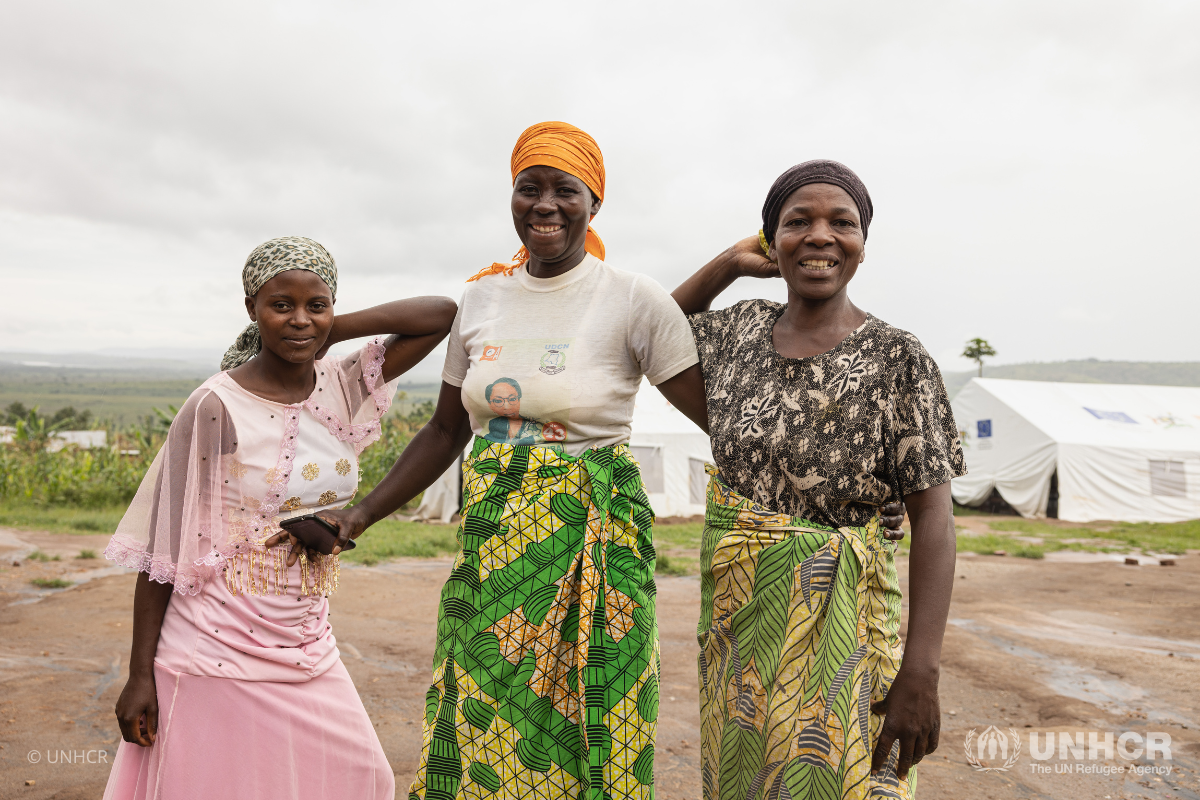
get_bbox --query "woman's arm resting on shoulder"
[671,236,780,315]
[114,573,174,747]
[321,296,458,383]
[870,481,956,780]
[318,381,472,554]
[654,365,709,434]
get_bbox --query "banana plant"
[12,407,72,453]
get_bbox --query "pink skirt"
[103,661,394,800]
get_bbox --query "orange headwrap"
[468,121,606,281]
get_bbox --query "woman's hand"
[672,236,780,314]
[263,503,380,562]
[872,482,955,781]
[728,234,780,280]
[262,528,323,567]
[316,506,372,556]
[115,672,159,747]
[116,573,172,746]
[870,664,941,780]
[880,501,906,541]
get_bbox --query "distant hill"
[0,354,214,427]
[943,360,1200,398]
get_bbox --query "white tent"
[413,450,464,523]
[952,378,1200,523]
[627,379,713,518]
[414,380,714,522]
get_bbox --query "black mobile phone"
[279,514,356,555]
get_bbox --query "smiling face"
[511,166,602,270]
[245,270,334,364]
[487,381,521,419]
[768,183,866,302]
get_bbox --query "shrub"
[31,578,72,589]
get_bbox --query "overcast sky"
[1,0,1196,378]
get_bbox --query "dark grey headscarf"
[761,160,873,244]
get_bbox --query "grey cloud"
[1,0,1197,368]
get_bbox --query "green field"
[0,354,444,427]
[0,359,209,427]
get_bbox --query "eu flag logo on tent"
[977,420,992,438]
[1084,408,1137,424]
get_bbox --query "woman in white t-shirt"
[321,122,708,799]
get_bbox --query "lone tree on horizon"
[962,337,997,377]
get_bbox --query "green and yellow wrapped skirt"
[410,438,660,800]
[698,468,915,800]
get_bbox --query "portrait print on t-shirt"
[470,339,572,446]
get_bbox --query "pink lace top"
[105,339,395,596]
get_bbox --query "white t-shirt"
[442,254,699,455]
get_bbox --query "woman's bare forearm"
[129,572,174,678]
[899,482,956,673]
[672,236,778,314]
[671,249,742,314]
[353,382,473,527]
[323,296,457,382]
[326,296,457,346]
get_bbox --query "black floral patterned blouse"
[689,300,965,528]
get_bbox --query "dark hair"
[761,159,873,244]
[485,378,522,401]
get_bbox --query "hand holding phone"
[279,514,356,555]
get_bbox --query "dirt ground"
[0,524,1197,800]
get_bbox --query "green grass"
[955,532,1047,559]
[27,550,60,562]
[0,503,126,535]
[78,549,97,559]
[30,578,72,589]
[340,520,461,566]
[653,521,704,550]
[986,518,1198,555]
[951,502,989,517]
[655,554,697,576]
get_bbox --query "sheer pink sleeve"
[103,386,236,595]
[320,337,398,455]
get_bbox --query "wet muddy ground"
[0,526,1197,799]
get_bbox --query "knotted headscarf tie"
[468,121,606,282]
[220,236,338,370]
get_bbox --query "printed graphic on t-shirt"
[470,339,573,445]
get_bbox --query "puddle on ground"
[0,529,36,559]
[6,563,135,606]
[986,610,1200,660]
[1043,551,1182,565]
[950,617,1199,727]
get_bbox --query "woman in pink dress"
[102,236,457,800]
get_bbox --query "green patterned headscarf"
[221,236,339,370]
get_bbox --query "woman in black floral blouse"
[673,160,962,799]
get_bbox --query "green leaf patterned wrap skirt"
[410,438,660,800]
[697,468,915,800]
